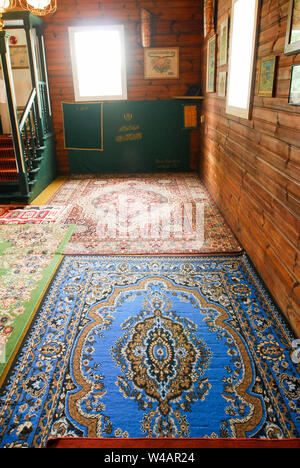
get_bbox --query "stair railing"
[0,30,29,196]
[38,81,53,135]
[19,87,44,175]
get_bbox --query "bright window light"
[69,25,127,101]
[226,0,259,119]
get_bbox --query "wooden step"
[0,135,13,147]
[0,169,18,181]
[0,157,17,169]
[0,134,44,190]
[0,168,18,181]
[0,148,15,159]
[0,135,17,181]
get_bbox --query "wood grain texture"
[199,0,300,337]
[42,0,203,173]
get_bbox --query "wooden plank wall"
[199,0,300,337]
[42,0,203,174]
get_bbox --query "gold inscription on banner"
[116,133,143,143]
[118,125,140,132]
[75,106,89,112]
[115,123,143,143]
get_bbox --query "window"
[226,0,259,119]
[69,25,127,102]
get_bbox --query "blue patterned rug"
[0,255,299,447]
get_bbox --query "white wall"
[0,28,32,134]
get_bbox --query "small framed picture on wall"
[257,56,277,97]
[141,8,152,48]
[203,0,216,38]
[206,35,216,92]
[219,17,228,66]
[10,46,29,69]
[218,71,227,97]
[144,48,179,79]
[288,64,300,105]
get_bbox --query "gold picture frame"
[141,8,152,48]
[218,71,227,97]
[206,35,216,92]
[204,0,216,38]
[183,104,198,129]
[219,17,228,66]
[144,47,179,79]
[9,46,29,69]
[257,56,277,97]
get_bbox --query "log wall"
[42,0,203,173]
[199,0,300,336]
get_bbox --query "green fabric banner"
[64,100,190,173]
[62,102,103,151]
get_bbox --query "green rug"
[0,224,74,383]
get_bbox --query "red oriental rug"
[46,437,300,449]
[0,206,70,224]
[48,173,243,255]
[0,205,25,217]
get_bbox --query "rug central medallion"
[111,286,211,423]
[67,275,259,439]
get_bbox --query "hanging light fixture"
[0,0,14,12]
[19,0,57,16]
[0,0,56,29]
[0,0,16,29]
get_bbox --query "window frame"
[68,24,128,102]
[226,0,260,119]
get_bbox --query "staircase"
[0,130,44,201]
[0,134,20,197]
[0,135,18,181]
[0,11,57,204]
[0,86,47,201]
[0,85,56,203]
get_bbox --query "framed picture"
[183,104,198,128]
[288,64,300,105]
[9,46,29,69]
[218,71,227,97]
[206,35,216,92]
[141,8,152,48]
[285,0,300,55]
[144,48,179,79]
[204,0,216,38]
[257,56,277,97]
[219,17,228,66]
